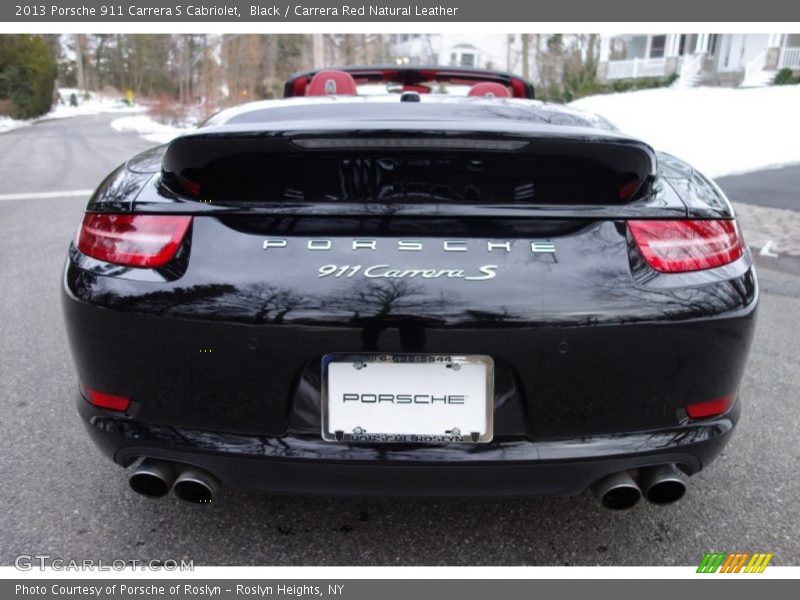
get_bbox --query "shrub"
[774,68,800,85]
[538,72,678,103]
[608,72,679,94]
[148,96,191,126]
[0,35,57,119]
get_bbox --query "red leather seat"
[468,82,511,98]
[306,70,358,96]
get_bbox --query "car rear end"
[62,98,757,508]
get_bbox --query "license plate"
[321,354,494,443]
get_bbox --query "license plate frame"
[321,354,494,443]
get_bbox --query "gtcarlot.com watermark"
[14,554,194,571]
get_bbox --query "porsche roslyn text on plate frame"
[321,354,495,443]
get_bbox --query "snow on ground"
[569,84,800,178]
[0,116,30,134]
[0,88,143,134]
[110,115,194,144]
[48,88,145,120]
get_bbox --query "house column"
[666,34,681,57]
[695,33,709,54]
[765,33,784,69]
[767,33,783,48]
[665,34,681,77]
[599,36,611,62]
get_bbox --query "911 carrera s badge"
[318,264,497,281]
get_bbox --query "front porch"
[598,34,800,86]
[777,34,800,70]
[599,34,709,81]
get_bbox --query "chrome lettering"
[353,240,377,251]
[487,241,512,252]
[531,241,556,253]
[443,240,468,252]
[465,265,498,281]
[308,239,332,251]
[398,240,423,251]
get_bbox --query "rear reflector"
[628,219,744,273]
[686,394,735,419]
[77,214,192,268]
[83,387,131,412]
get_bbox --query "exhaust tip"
[593,471,642,510]
[646,480,687,504]
[601,484,642,510]
[641,465,687,505]
[172,467,218,505]
[128,459,174,498]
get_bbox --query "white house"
[387,33,535,77]
[386,33,800,88]
[598,34,800,87]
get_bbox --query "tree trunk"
[521,34,531,80]
[74,34,85,93]
[312,34,324,69]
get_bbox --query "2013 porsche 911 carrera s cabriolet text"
[61,66,758,509]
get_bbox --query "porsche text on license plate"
[321,354,494,443]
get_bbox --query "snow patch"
[110,115,194,144]
[0,116,31,134]
[569,85,800,178]
[47,88,145,120]
[1,88,143,134]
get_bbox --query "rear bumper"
[80,393,739,498]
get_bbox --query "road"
[717,166,800,212]
[0,114,798,567]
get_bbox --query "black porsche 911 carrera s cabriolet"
[62,66,757,509]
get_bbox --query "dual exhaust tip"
[129,459,218,505]
[593,465,687,510]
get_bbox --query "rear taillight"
[77,214,191,268]
[686,394,735,419]
[628,219,744,273]
[82,385,131,412]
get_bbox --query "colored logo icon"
[697,552,773,573]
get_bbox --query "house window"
[650,35,667,58]
[400,34,409,42]
[786,34,800,47]
[460,53,476,67]
[610,35,647,60]
[609,38,626,60]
